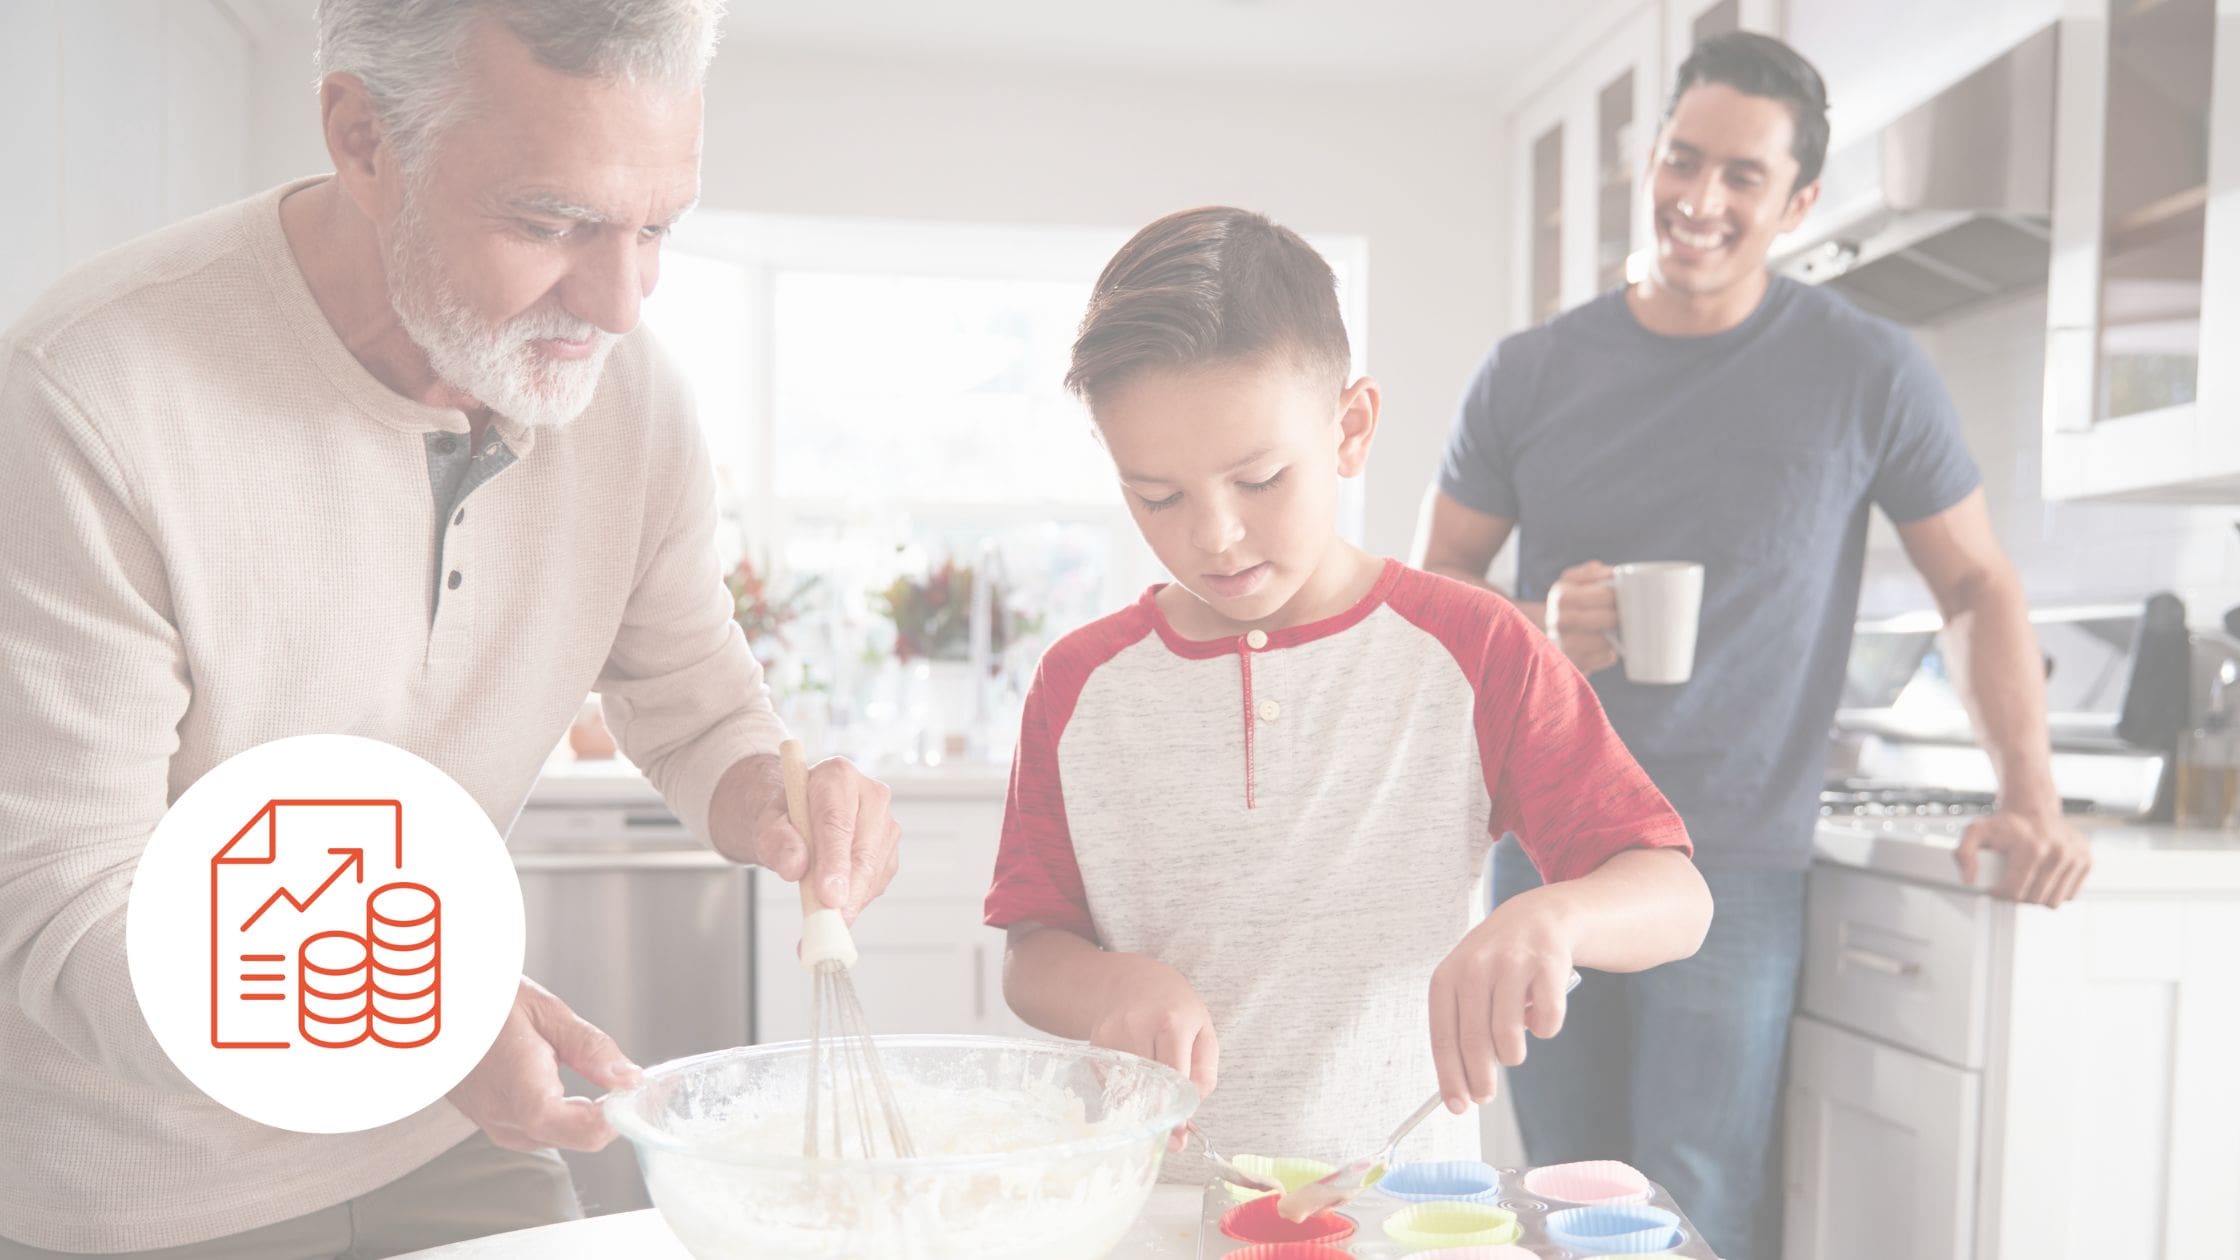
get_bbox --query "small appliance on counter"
[1823,596,2240,828]
[2176,659,2240,828]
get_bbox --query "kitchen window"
[639,213,1368,762]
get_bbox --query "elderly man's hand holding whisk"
[709,750,903,923]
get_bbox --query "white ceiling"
[234,0,1605,97]
[732,0,1583,94]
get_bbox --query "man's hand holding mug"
[1540,560,1704,684]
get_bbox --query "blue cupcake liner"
[1375,1159,1505,1203]
[1543,1203,1684,1254]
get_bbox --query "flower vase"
[910,658,982,765]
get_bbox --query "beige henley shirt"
[0,178,784,1251]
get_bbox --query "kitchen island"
[1788,817,2240,1259]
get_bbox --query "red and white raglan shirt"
[984,560,1691,1176]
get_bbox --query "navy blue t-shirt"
[1438,278,1981,869]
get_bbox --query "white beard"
[383,190,619,431]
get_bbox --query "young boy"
[983,206,1713,1176]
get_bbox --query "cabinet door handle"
[1838,944,1921,979]
[973,945,987,1022]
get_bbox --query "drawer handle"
[1838,945,1921,979]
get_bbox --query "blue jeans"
[1492,838,1806,1260]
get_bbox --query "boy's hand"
[1428,893,1578,1115]
[1088,955,1220,1102]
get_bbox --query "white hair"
[314,0,725,171]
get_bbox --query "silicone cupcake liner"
[1543,1203,1684,1253]
[1197,1160,1720,1257]
[1221,1245,1359,1260]
[1380,1202,1523,1248]
[1375,1159,1504,1202]
[1219,1195,1358,1246]
[1224,1154,1339,1202]
[1521,1158,1655,1205]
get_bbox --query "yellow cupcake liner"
[1222,1154,1338,1202]
[1381,1201,1523,1247]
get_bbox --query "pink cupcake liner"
[1521,1158,1654,1205]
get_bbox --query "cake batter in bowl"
[605,1034,1199,1259]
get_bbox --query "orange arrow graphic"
[239,847,365,932]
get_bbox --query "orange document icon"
[209,800,442,1050]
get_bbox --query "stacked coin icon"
[297,930,373,1048]
[367,882,441,1048]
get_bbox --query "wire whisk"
[782,740,915,1161]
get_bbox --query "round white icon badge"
[126,734,524,1133]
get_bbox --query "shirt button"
[1245,629,1268,650]
[1257,699,1280,722]
[447,570,462,590]
[453,508,466,526]
[434,434,459,455]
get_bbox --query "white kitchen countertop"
[1813,814,2240,893]
[528,751,1009,810]
[391,1184,1203,1259]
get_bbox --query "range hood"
[1771,25,2057,325]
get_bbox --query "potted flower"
[725,553,820,667]
[871,557,1042,762]
[870,557,1039,668]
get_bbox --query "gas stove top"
[1817,783,2100,818]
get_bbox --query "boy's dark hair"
[1065,206,1350,407]
[1667,31,1831,192]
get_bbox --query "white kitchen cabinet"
[1784,1015,1980,1260]
[2040,0,2240,504]
[1974,892,2240,1258]
[1790,861,2240,1259]
[0,0,251,329]
[755,899,994,1041]
[753,776,1037,1042]
[1800,866,1994,1068]
[1662,0,1785,89]
[1507,3,1662,326]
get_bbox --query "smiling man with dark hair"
[1416,31,2086,1260]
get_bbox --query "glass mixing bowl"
[604,1034,1199,1260]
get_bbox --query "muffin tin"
[1195,1159,1720,1258]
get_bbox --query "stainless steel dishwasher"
[510,778,754,1214]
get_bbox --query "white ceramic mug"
[1605,561,1703,685]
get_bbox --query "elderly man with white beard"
[0,2,903,1256]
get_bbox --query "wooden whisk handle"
[781,739,857,969]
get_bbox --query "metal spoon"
[1188,1124,1284,1195]
[1276,968,1586,1222]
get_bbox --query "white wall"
[246,36,1510,562]
[1860,292,2240,624]
[0,0,253,325]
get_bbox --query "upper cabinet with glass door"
[2043,0,2240,502]
[1506,4,1662,327]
